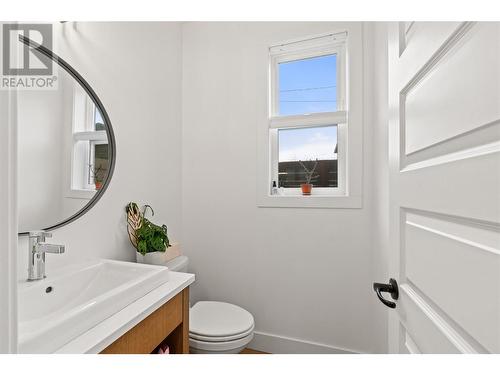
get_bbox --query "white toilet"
[166,256,255,354]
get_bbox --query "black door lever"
[373,278,399,309]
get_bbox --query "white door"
[378,22,500,354]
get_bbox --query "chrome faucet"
[28,231,65,281]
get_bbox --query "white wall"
[0,22,18,353]
[181,22,388,354]
[18,22,183,278]
[366,22,390,353]
[0,90,18,353]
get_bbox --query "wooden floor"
[240,348,268,354]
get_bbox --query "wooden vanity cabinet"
[101,287,189,354]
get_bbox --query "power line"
[281,100,337,103]
[280,85,336,93]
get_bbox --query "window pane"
[278,126,338,188]
[94,108,106,131]
[89,143,109,188]
[278,54,337,116]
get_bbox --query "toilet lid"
[189,323,254,342]
[189,301,254,338]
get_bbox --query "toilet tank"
[166,255,189,272]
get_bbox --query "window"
[270,32,346,197]
[69,85,109,196]
[258,27,363,208]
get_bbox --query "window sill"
[65,189,95,200]
[257,194,362,209]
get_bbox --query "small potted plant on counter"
[298,159,319,196]
[126,202,181,266]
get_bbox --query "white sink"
[18,259,170,353]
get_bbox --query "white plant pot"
[136,242,181,266]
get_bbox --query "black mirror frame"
[18,35,116,236]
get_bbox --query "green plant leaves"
[137,240,148,255]
[135,217,169,255]
[126,202,170,255]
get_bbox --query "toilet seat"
[189,301,255,353]
[189,322,255,342]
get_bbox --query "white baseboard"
[248,331,359,354]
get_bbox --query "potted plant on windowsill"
[298,160,319,196]
[89,164,105,190]
[126,202,181,266]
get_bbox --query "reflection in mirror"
[18,61,113,233]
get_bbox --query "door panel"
[400,150,500,223]
[404,211,500,352]
[388,21,500,353]
[399,285,479,353]
[404,23,500,154]
[399,22,462,80]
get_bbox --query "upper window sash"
[72,85,95,133]
[269,35,347,118]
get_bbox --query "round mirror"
[18,40,116,235]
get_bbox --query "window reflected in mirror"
[71,86,109,192]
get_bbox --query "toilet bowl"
[166,256,255,354]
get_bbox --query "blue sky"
[278,54,337,162]
[279,126,337,162]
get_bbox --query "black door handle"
[373,278,399,309]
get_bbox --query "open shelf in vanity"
[100,287,190,354]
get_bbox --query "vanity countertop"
[55,271,195,354]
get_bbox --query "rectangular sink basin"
[18,259,170,353]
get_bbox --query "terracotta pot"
[95,181,103,190]
[301,183,312,195]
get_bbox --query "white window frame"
[257,26,363,208]
[65,86,107,200]
[270,38,347,197]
